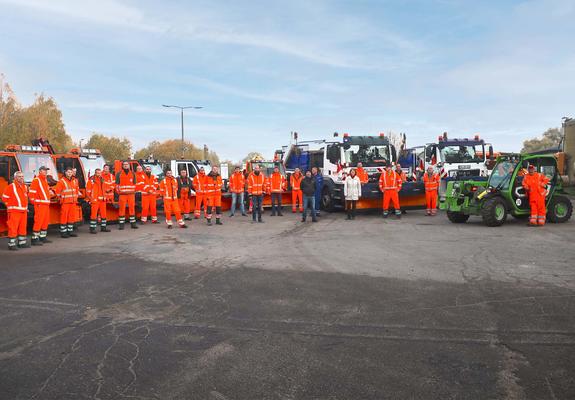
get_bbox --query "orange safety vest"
[136,171,147,192]
[379,171,402,191]
[356,167,369,184]
[159,176,179,200]
[269,172,286,193]
[229,172,245,193]
[116,170,137,194]
[193,172,207,194]
[522,172,549,197]
[423,172,440,192]
[2,181,28,212]
[290,172,303,190]
[29,175,52,204]
[248,173,266,195]
[55,177,79,204]
[205,173,223,195]
[86,175,107,202]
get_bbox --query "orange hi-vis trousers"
[33,204,50,238]
[194,193,207,218]
[425,190,438,215]
[529,194,547,226]
[141,194,157,222]
[60,203,77,234]
[118,194,136,225]
[164,199,184,226]
[383,190,401,216]
[292,189,303,212]
[8,211,27,247]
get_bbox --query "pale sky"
[0,0,573,161]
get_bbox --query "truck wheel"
[446,211,469,223]
[321,187,335,212]
[481,197,507,227]
[547,195,573,223]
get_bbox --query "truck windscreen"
[81,157,106,179]
[142,163,164,180]
[16,154,59,183]
[439,144,485,164]
[344,145,390,167]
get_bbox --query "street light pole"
[162,104,203,159]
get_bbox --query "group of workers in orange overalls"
[1,159,555,250]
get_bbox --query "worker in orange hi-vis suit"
[159,170,187,229]
[116,161,138,230]
[290,168,303,213]
[54,167,80,238]
[70,167,84,230]
[522,164,550,226]
[204,166,223,226]
[28,165,54,245]
[269,166,286,216]
[86,168,112,233]
[192,167,207,219]
[101,164,115,203]
[2,171,29,250]
[140,165,159,224]
[356,162,369,184]
[423,166,440,216]
[379,163,403,219]
[177,168,194,220]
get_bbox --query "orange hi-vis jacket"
[29,174,52,205]
[102,171,115,201]
[522,172,550,197]
[290,172,303,190]
[229,171,245,193]
[248,173,267,195]
[423,172,441,192]
[269,172,286,193]
[86,175,108,202]
[397,170,407,182]
[140,173,158,194]
[193,172,207,194]
[136,171,147,192]
[116,170,137,194]
[159,176,179,200]
[54,177,79,204]
[356,167,369,184]
[2,181,28,212]
[205,173,223,195]
[379,171,402,192]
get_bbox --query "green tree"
[85,133,132,162]
[134,139,220,165]
[0,76,73,152]
[522,128,562,153]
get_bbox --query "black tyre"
[321,187,335,212]
[547,195,573,223]
[446,211,470,223]
[481,197,507,227]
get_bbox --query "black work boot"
[31,237,43,246]
[131,222,138,229]
[216,218,223,225]
[90,227,97,234]
[207,219,212,226]
[119,223,125,230]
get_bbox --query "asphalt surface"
[0,209,574,400]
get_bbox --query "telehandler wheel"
[446,211,470,223]
[481,197,507,227]
[547,195,573,223]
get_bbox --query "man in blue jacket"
[312,167,323,216]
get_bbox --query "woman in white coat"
[344,169,362,220]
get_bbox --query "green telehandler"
[440,153,572,227]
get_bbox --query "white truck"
[281,133,425,211]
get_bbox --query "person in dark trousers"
[312,167,323,216]
[300,170,317,222]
